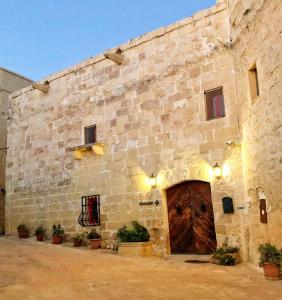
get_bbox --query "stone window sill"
[67,142,105,160]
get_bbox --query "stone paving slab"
[0,237,281,300]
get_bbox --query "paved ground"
[0,237,281,300]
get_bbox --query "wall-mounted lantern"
[148,174,157,188]
[213,163,222,179]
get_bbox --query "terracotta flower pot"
[73,240,82,247]
[18,229,29,239]
[36,235,44,242]
[52,236,62,244]
[89,239,100,249]
[263,264,281,280]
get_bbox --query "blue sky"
[0,0,215,80]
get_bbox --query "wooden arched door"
[166,181,217,254]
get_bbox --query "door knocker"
[201,202,207,213]
[175,203,182,215]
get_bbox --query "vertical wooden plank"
[166,181,217,254]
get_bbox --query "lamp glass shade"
[213,163,222,178]
[148,174,156,187]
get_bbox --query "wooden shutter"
[205,87,225,120]
[84,125,96,144]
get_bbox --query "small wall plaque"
[222,197,234,214]
[259,199,268,223]
[139,201,153,206]
[139,200,160,206]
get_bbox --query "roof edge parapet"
[10,1,226,100]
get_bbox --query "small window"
[78,195,100,226]
[248,64,259,101]
[84,125,96,144]
[205,87,225,120]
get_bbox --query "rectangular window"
[205,87,225,120]
[84,125,96,144]
[78,195,100,226]
[248,64,259,101]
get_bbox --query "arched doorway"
[166,180,216,254]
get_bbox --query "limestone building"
[0,67,32,233]
[5,0,282,263]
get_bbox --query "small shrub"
[86,229,101,240]
[72,233,88,245]
[116,221,150,243]
[218,254,235,266]
[72,233,85,242]
[52,224,64,237]
[258,243,281,266]
[34,226,46,236]
[226,246,239,253]
[211,246,239,266]
[17,224,28,231]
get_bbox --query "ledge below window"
[67,142,105,160]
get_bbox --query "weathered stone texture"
[0,68,32,234]
[229,0,282,263]
[4,0,281,262]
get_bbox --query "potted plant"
[258,243,281,280]
[72,233,85,247]
[86,229,101,249]
[116,221,152,256]
[52,224,64,244]
[34,226,46,241]
[211,246,240,266]
[17,224,29,239]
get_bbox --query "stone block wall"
[0,68,32,234]
[6,2,245,256]
[229,0,282,263]
[0,88,9,234]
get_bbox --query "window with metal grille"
[78,195,100,226]
[205,87,225,120]
[84,125,96,144]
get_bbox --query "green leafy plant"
[258,243,281,266]
[52,224,64,237]
[34,226,46,236]
[86,229,101,240]
[116,221,150,243]
[72,233,86,243]
[218,254,235,266]
[17,224,28,231]
[225,246,239,253]
[212,246,240,266]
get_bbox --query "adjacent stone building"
[0,67,32,234]
[228,0,282,263]
[4,0,282,263]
